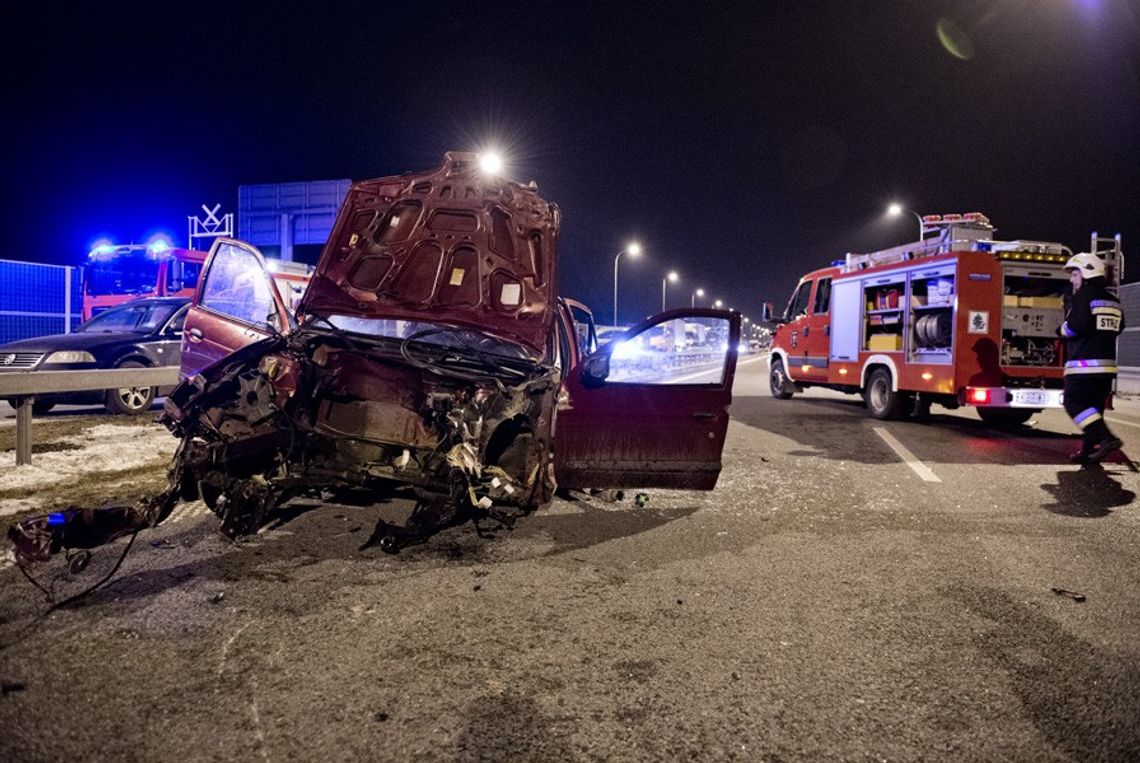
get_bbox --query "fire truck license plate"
[1012,389,1059,407]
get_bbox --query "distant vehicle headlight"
[611,341,641,360]
[45,351,96,364]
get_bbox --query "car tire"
[104,360,155,415]
[769,358,794,400]
[864,368,906,420]
[977,407,1036,426]
[31,401,55,415]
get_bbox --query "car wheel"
[977,407,1036,426]
[864,368,906,420]
[769,358,794,400]
[104,360,155,415]
[31,401,55,415]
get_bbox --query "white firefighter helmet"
[1064,252,1106,279]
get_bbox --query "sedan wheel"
[104,360,155,415]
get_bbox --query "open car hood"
[297,152,560,358]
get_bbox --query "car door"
[553,308,741,490]
[181,238,290,377]
[152,303,189,368]
[798,275,832,382]
[778,278,812,380]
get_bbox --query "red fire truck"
[765,213,1124,424]
[83,242,207,320]
[83,242,312,321]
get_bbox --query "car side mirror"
[580,353,610,388]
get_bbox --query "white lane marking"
[1106,416,1140,430]
[873,427,942,483]
[670,354,768,384]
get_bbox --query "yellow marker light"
[801,365,810,373]
[921,372,933,381]
[839,368,849,375]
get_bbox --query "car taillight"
[968,387,991,405]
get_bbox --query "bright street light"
[479,152,503,175]
[886,202,924,242]
[612,242,643,326]
[662,271,679,312]
[691,287,704,308]
[714,299,723,309]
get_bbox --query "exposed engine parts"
[9,326,560,576]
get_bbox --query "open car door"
[554,308,741,490]
[180,238,291,377]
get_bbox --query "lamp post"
[887,203,924,242]
[612,241,642,326]
[662,271,679,312]
[691,288,704,308]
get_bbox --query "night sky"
[4,1,1137,323]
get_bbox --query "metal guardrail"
[1116,367,1140,396]
[1,367,181,466]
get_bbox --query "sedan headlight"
[45,351,96,364]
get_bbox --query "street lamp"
[691,288,705,308]
[612,241,642,326]
[662,271,679,312]
[479,152,503,175]
[714,299,723,309]
[887,203,924,242]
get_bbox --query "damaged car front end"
[9,151,741,579]
[164,314,562,551]
[10,152,565,563]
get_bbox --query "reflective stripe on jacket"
[1062,282,1123,374]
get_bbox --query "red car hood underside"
[298,153,560,358]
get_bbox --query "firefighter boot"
[1082,419,1122,465]
[1069,440,1094,464]
[1069,429,1097,464]
[1085,436,1124,465]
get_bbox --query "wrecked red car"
[10,152,740,564]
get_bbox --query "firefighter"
[1060,252,1124,464]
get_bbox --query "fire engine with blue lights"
[83,240,207,320]
[83,240,313,321]
[766,213,1124,424]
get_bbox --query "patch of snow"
[0,423,176,517]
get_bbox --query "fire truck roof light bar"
[996,252,1069,263]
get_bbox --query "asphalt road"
[1,356,1138,761]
